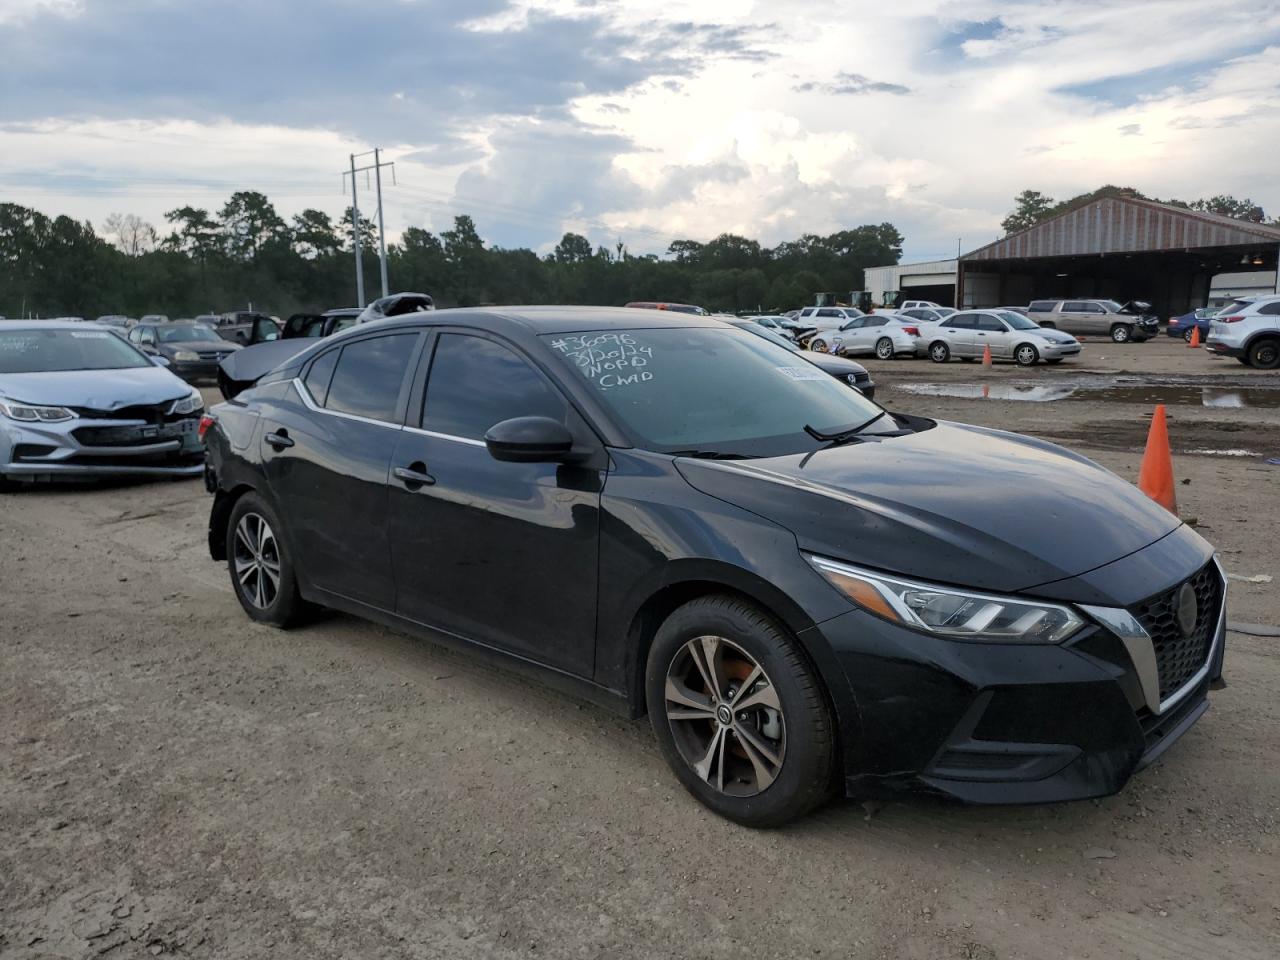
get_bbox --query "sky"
[1,0,1278,263]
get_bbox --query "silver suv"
[1205,295,1280,369]
[1026,299,1158,342]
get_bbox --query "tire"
[1014,343,1039,366]
[1046,358,1063,365]
[645,595,836,827]
[929,341,950,363]
[810,338,829,354]
[874,337,894,360]
[1182,327,1195,343]
[225,491,311,627]
[1248,338,1280,370]
[1110,324,1132,343]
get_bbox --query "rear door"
[260,330,422,610]
[386,330,604,677]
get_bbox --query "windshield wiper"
[804,411,888,446]
[668,449,752,460]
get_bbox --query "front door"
[940,314,976,356]
[974,313,1012,358]
[261,331,422,610]
[388,331,604,678]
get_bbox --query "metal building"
[956,196,1280,316]
[863,258,958,307]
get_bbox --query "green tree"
[1001,190,1056,234]
[1190,195,1266,223]
[291,209,341,258]
[553,232,593,264]
[163,206,221,261]
[339,206,377,254]
[220,191,287,261]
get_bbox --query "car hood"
[675,422,1181,594]
[0,367,190,410]
[1033,328,1078,345]
[806,353,869,377]
[219,338,316,385]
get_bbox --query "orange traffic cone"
[1137,405,1177,513]
[982,344,992,367]
[982,384,990,399]
[1188,326,1201,348]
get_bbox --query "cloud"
[795,73,911,96]
[1118,123,1142,136]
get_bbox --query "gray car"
[926,310,1082,365]
[0,321,206,485]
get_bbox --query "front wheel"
[1183,327,1195,342]
[226,492,311,627]
[875,337,895,360]
[1014,343,1040,366]
[929,341,950,363]
[646,596,835,827]
[1248,338,1280,370]
[1110,324,1132,343]
[810,338,829,354]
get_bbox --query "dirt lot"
[2,337,1277,960]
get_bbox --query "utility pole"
[343,149,396,304]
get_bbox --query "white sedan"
[810,313,922,360]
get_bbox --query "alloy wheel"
[1183,327,1194,342]
[233,512,281,609]
[1016,345,1037,365]
[1112,325,1130,343]
[930,343,949,362]
[875,338,894,360]
[664,636,785,797]
[811,339,829,353]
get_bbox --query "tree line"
[0,192,904,319]
[1001,185,1276,234]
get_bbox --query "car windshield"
[730,321,801,354]
[543,326,895,458]
[156,324,217,343]
[0,328,152,373]
[999,311,1040,330]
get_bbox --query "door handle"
[394,462,435,488]
[265,430,294,450]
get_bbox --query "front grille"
[196,350,231,361]
[72,402,174,423]
[72,416,198,447]
[1132,562,1222,702]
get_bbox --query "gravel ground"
[2,336,1277,960]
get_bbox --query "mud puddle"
[896,378,1280,407]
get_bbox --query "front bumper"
[168,360,224,382]
[1,413,204,481]
[1038,341,1081,359]
[802,548,1224,805]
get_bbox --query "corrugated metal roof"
[961,196,1280,262]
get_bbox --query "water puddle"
[897,380,1280,408]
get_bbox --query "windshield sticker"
[70,331,111,339]
[549,333,655,390]
[776,366,827,382]
[0,337,38,351]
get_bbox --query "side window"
[1082,303,1104,313]
[323,333,417,422]
[1258,301,1280,316]
[977,315,1006,331]
[817,309,841,318]
[140,328,156,345]
[303,349,339,406]
[948,314,976,329]
[863,317,885,328]
[1027,301,1053,313]
[423,334,567,441]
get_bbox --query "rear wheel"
[929,341,950,363]
[875,337,895,360]
[1014,343,1039,366]
[810,338,830,353]
[646,596,836,827]
[1110,324,1132,343]
[226,492,311,627]
[1248,338,1280,370]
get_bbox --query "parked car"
[1026,299,1158,342]
[794,305,864,334]
[898,299,943,310]
[998,306,1030,317]
[127,321,240,382]
[0,321,205,485]
[1204,295,1280,368]
[899,307,955,324]
[139,314,170,325]
[744,315,796,338]
[203,305,1225,826]
[625,301,709,316]
[926,310,1081,365]
[95,315,131,327]
[811,313,920,360]
[357,292,434,323]
[213,311,280,346]
[725,318,875,398]
[1167,307,1219,342]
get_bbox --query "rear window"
[322,333,417,422]
[0,328,151,373]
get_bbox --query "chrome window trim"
[291,377,403,431]
[402,425,486,448]
[1080,555,1227,716]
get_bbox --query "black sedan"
[203,307,1225,826]
[127,322,238,382]
[725,317,875,399]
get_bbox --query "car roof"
[0,319,113,333]
[433,305,721,334]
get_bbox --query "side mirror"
[152,355,171,367]
[484,416,575,463]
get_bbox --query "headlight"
[806,555,1083,644]
[169,391,204,416]
[0,399,75,423]
[173,350,200,362]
